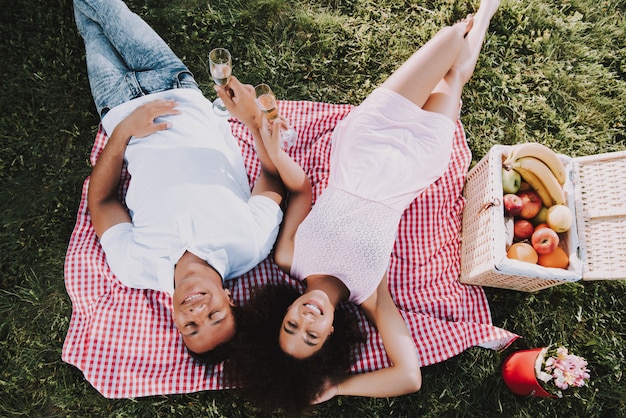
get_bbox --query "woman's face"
[279,289,335,359]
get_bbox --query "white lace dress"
[291,186,402,304]
[291,88,456,304]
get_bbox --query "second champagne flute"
[254,83,296,148]
[209,48,232,116]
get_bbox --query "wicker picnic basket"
[459,145,626,292]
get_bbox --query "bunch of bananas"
[503,143,567,208]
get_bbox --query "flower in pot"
[502,346,590,398]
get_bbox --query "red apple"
[514,219,534,241]
[531,227,559,255]
[534,222,550,231]
[530,206,548,226]
[518,190,543,220]
[503,193,523,217]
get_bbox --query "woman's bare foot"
[476,0,500,22]
[450,0,500,82]
[450,37,478,84]
[452,14,474,38]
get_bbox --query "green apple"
[530,206,548,226]
[502,168,521,194]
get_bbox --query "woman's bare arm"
[327,275,421,399]
[218,81,311,271]
[259,117,312,273]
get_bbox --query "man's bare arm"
[88,99,180,237]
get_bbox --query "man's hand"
[88,99,179,238]
[215,76,261,129]
[115,99,180,140]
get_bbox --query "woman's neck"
[304,274,350,306]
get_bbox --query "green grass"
[1,0,625,416]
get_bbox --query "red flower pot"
[501,348,556,398]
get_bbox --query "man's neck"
[174,251,221,286]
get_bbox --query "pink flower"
[536,346,591,397]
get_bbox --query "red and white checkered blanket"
[62,100,518,398]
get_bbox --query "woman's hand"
[260,116,284,157]
[311,380,338,405]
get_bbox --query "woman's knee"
[435,23,468,47]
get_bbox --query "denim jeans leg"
[74,3,136,117]
[74,0,199,117]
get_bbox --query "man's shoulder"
[99,222,175,294]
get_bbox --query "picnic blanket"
[62,100,518,398]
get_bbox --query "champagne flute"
[209,48,232,116]
[254,83,296,149]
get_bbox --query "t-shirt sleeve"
[99,222,134,285]
[248,195,283,258]
[99,222,175,294]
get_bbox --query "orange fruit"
[537,246,569,269]
[507,242,538,264]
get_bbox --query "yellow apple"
[546,204,573,233]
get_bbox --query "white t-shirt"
[98,89,283,294]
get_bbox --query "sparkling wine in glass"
[254,83,296,148]
[209,48,232,116]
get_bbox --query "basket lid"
[572,150,626,281]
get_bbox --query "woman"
[219,0,500,413]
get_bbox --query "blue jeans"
[73,0,199,117]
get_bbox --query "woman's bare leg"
[423,0,500,121]
[379,18,473,109]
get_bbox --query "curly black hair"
[222,283,366,416]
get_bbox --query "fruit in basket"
[530,206,548,226]
[531,227,560,255]
[503,142,567,185]
[518,190,543,219]
[507,242,538,264]
[502,168,521,194]
[537,246,570,269]
[503,193,523,217]
[518,181,531,192]
[514,219,534,240]
[546,204,573,233]
[510,157,567,207]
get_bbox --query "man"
[75,0,286,355]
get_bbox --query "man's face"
[172,273,236,354]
